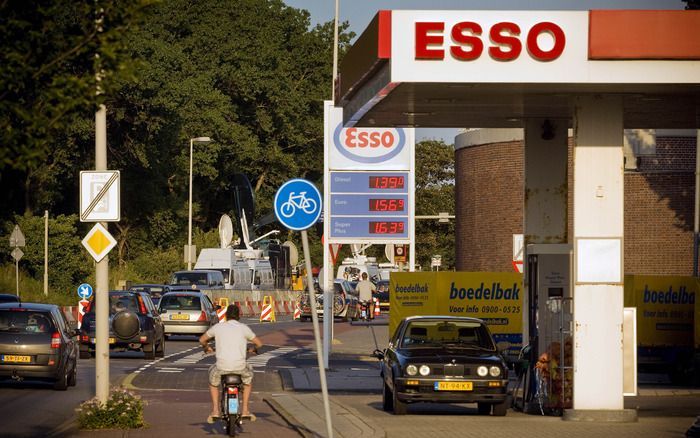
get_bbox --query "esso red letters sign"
[415,21,566,62]
[344,128,396,149]
[333,124,407,164]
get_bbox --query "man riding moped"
[355,272,376,320]
[200,305,263,423]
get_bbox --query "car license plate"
[170,314,190,320]
[434,381,473,391]
[2,355,31,363]
[228,396,239,414]
[92,338,116,344]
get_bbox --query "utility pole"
[44,210,48,296]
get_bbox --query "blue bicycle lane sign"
[274,179,322,231]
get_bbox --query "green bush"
[76,386,146,430]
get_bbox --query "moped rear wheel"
[227,415,238,436]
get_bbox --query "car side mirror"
[371,349,385,360]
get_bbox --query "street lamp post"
[188,136,212,269]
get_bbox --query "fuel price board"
[329,171,410,240]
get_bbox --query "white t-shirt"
[356,280,375,302]
[205,320,256,371]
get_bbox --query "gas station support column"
[571,95,625,412]
[523,119,569,339]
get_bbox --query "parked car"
[79,290,165,360]
[129,284,167,306]
[374,316,509,416]
[158,291,219,337]
[0,294,20,304]
[300,279,359,322]
[166,270,225,292]
[375,280,390,311]
[0,302,78,390]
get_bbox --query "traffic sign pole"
[273,178,332,438]
[95,104,110,406]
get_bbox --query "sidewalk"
[266,317,700,438]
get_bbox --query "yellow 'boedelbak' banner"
[390,272,523,354]
[624,275,696,347]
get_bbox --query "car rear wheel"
[391,381,407,415]
[143,342,156,360]
[53,366,69,391]
[68,360,77,387]
[382,382,393,411]
[492,401,508,417]
[477,402,491,415]
[156,336,165,358]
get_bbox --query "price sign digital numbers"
[369,175,405,189]
[369,221,405,234]
[369,198,405,212]
[329,171,410,240]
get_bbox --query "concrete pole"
[570,96,627,415]
[44,210,48,296]
[301,230,334,438]
[323,102,332,370]
[15,259,19,298]
[95,104,110,405]
[188,138,194,270]
[331,0,339,103]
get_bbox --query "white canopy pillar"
[568,96,633,420]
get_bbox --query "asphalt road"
[0,315,307,437]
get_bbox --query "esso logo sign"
[333,124,406,164]
[415,21,566,62]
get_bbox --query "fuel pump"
[515,244,573,415]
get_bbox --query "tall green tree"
[415,140,455,269]
[0,0,151,213]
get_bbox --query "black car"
[79,290,165,360]
[0,302,79,390]
[129,284,167,306]
[375,316,509,416]
[0,294,20,304]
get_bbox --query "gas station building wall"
[455,129,697,275]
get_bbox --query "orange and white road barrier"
[217,298,229,322]
[293,301,302,320]
[260,296,276,322]
[374,297,381,317]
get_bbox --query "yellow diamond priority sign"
[82,223,117,262]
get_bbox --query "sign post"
[9,225,25,297]
[77,283,93,330]
[274,179,333,438]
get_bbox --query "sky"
[282,0,684,143]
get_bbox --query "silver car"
[158,292,219,337]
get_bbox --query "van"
[194,248,237,289]
[232,259,274,290]
[336,256,380,282]
[167,270,225,291]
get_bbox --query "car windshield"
[171,272,209,286]
[0,310,55,333]
[400,320,496,351]
[159,294,201,311]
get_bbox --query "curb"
[264,397,314,438]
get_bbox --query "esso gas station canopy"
[337,10,700,129]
